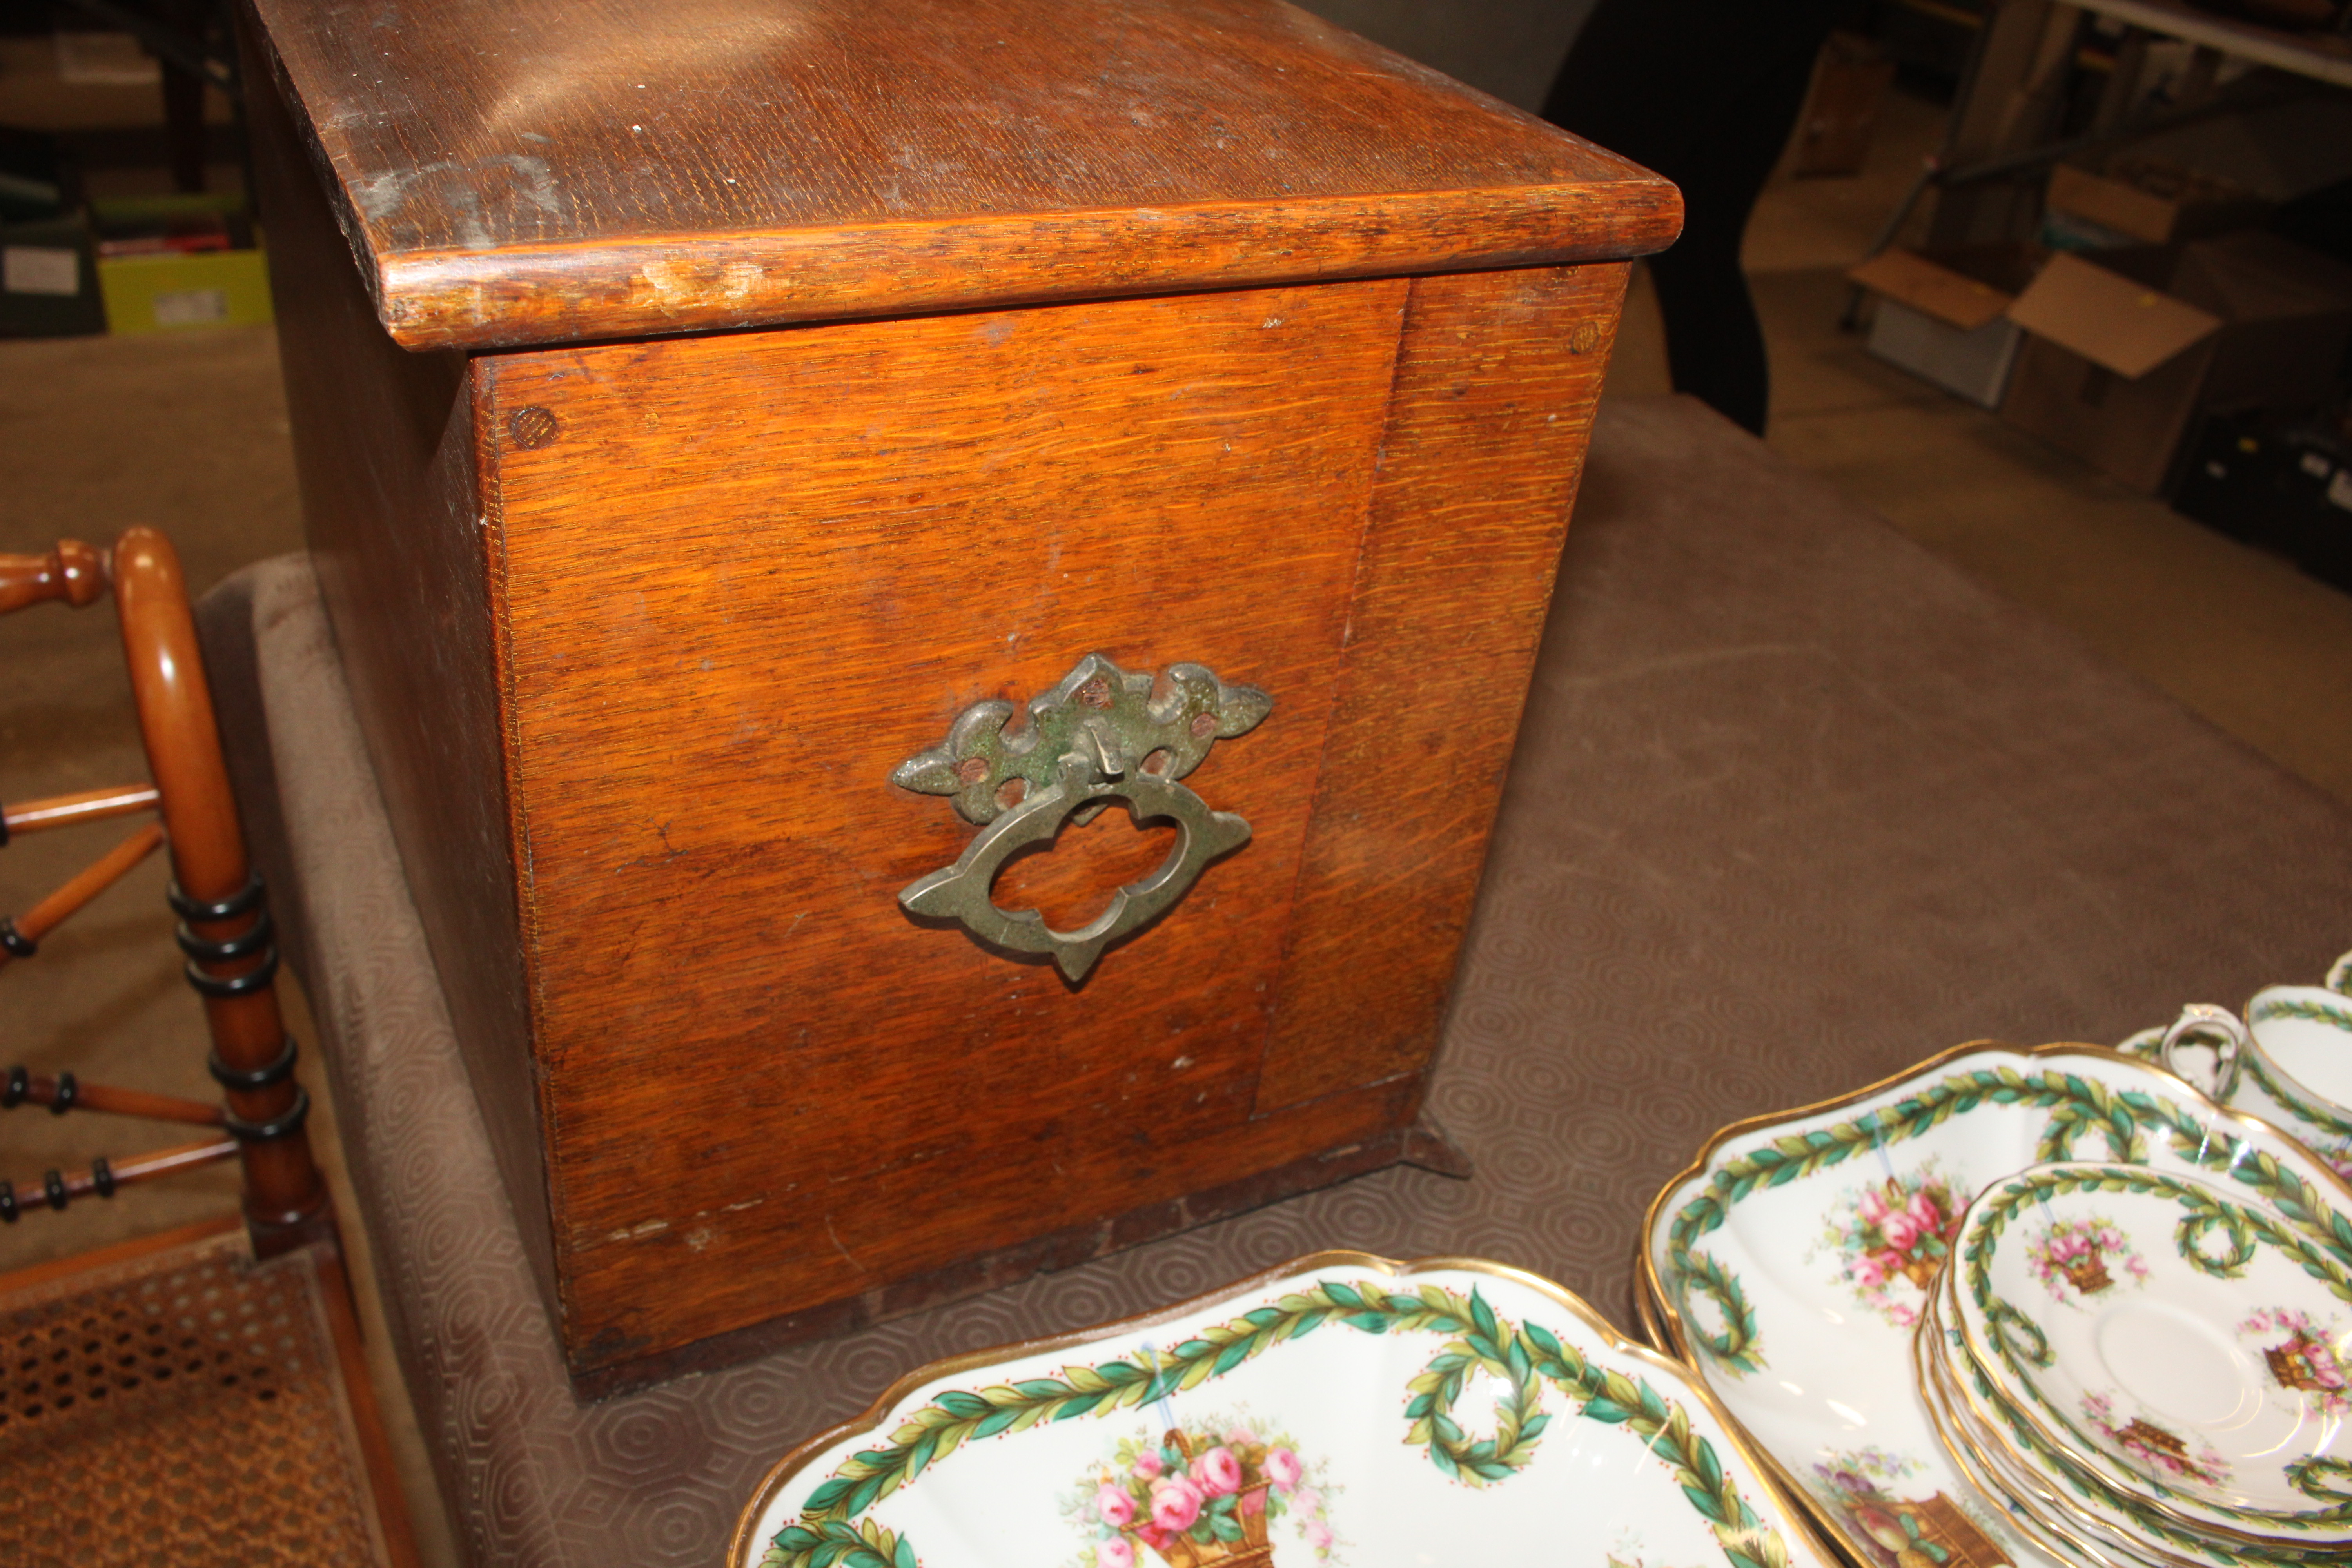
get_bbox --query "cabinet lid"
[249,0,1680,350]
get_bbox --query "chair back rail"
[0,530,327,1251]
[4,782,163,837]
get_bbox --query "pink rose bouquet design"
[2241,1306,2352,1416]
[1813,1165,1965,1327]
[2024,1216,2148,1303]
[1063,1414,1341,1567]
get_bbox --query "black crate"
[2172,408,2352,593]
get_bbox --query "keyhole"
[991,802,1178,932]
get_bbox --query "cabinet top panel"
[249,0,1679,349]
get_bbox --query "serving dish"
[733,1251,1840,1568]
[1637,1042,2352,1568]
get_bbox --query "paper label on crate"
[4,245,83,297]
[151,288,230,328]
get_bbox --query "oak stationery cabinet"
[240,0,1678,1392]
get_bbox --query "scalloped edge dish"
[732,1250,1844,1568]
[1635,1041,2352,1568]
[1922,1255,2330,1566]
[1946,1162,2352,1540]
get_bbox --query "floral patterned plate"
[1916,1287,2195,1568]
[731,1252,1842,1568]
[1920,1267,2320,1568]
[1949,1163,2352,1541]
[1636,1042,2352,1568]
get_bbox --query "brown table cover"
[196,394,2352,1567]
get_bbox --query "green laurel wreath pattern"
[2246,997,2352,1144]
[1664,1066,2352,1375]
[2290,1459,2352,1508]
[1962,1164,2352,1530]
[759,1280,1793,1568]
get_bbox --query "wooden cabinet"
[240,0,1678,1393]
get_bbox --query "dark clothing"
[1543,0,1849,434]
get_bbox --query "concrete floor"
[4,73,2350,1568]
[1604,85,2352,809]
[2,326,303,1270]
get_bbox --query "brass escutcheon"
[890,653,1270,982]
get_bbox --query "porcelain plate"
[735,1252,1842,1568]
[1638,1043,2352,1568]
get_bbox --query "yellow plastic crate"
[98,245,272,334]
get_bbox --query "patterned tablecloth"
[196,394,2352,1567]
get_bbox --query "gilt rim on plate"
[1634,1040,2352,1568]
[1937,1167,2352,1551]
[730,1249,1845,1568]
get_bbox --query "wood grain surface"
[1255,262,1627,1112]
[246,0,1679,348]
[240,0,1650,1383]
[246,29,561,1288]
[483,279,1411,1370]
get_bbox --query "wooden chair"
[0,529,419,1566]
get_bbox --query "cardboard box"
[1791,31,1896,179]
[98,246,272,333]
[2047,156,2269,247]
[2001,234,2352,493]
[2044,94,2352,247]
[1,214,105,337]
[2039,204,2146,254]
[1848,243,2044,408]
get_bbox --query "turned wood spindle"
[0,539,109,615]
[0,528,329,1250]
[112,527,328,1243]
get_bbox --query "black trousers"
[1543,0,1850,434]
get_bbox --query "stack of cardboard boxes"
[1850,93,2352,590]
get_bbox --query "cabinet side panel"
[244,27,553,1296]
[1255,262,1629,1111]
[481,280,1410,1374]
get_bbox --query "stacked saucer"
[1916,1161,2352,1567]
